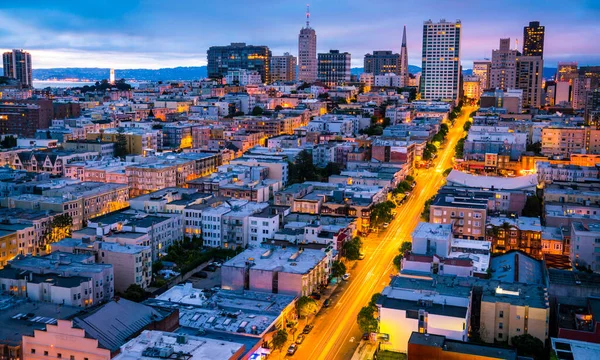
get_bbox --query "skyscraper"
[271,52,297,82]
[556,62,578,82]
[364,51,400,76]
[298,5,317,83]
[490,38,519,90]
[400,25,409,88]
[523,21,545,58]
[420,19,462,103]
[109,68,115,84]
[207,43,271,83]
[472,60,491,91]
[2,49,32,87]
[516,55,543,109]
[317,50,351,86]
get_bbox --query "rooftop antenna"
[306,4,310,28]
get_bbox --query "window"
[31,349,36,354]
[499,310,504,318]
[44,351,49,356]
[499,322,503,329]
[57,354,62,358]
[498,333,503,339]
[516,328,521,332]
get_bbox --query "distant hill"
[31,64,558,82]
[33,66,209,81]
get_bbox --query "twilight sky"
[1,0,599,70]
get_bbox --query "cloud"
[0,0,599,69]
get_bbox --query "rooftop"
[487,216,542,232]
[9,252,112,275]
[223,245,329,274]
[0,295,81,346]
[446,170,538,190]
[551,337,600,360]
[412,222,453,242]
[114,330,244,360]
[489,251,546,285]
[409,332,517,360]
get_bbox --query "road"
[293,106,474,360]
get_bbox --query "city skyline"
[0,0,599,70]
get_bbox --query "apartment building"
[429,191,488,239]
[537,162,600,183]
[485,216,543,259]
[51,237,152,292]
[0,230,18,267]
[4,252,114,305]
[541,127,600,158]
[271,52,297,82]
[317,50,351,86]
[571,222,600,272]
[221,245,333,296]
[13,150,98,176]
[248,206,289,247]
[87,128,161,155]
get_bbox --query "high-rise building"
[364,51,400,76]
[270,52,297,82]
[207,43,271,83]
[2,49,32,87]
[472,60,491,92]
[490,38,519,90]
[400,25,409,88]
[523,21,545,58]
[516,55,544,109]
[298,5,317,83]
[556,62,578,82]
[317,50,351,86]
[420,19,462,103]
[109,68,115,84]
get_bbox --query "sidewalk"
[350,340,377,360]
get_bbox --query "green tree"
[370,201,395,229]
[343,237,363,260]
[443,168,453,177]
[251,106,264,116]
[114,128,128,158]
[274,105,283,111]
[331,260,347,278]
[455,137,466,159]
[526,141,542,155]
[0,135,17,148]
[296,296,319,323]
[42,213,73,251]
[271,329,288,352]
[522,195,542,217]
[511,334,545,359]
[319,162,342,179]
[463,121,472,132]
[369,293,381,307]
[357,306,378,333]
[393,253,403,272]
[152,260,164,274]
[122,284,148,302]
[399,241,412,254]
[288,150,318,185]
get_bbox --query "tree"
[369,293,381,307]
[122,284,148,302]
[114,128,128,158]
[320,162,342,179]
[522,195,542,217]
[393,253,403,272]
[288,150,318,185]
[511,334,545,359]
[271,329,288,352]
[152,260,164,274]
[443,168,453,177]
[0,135,17,149]
[399,241,412,254]
[357,306,378,333]
[343,237,363,260]
[331,260,347,279]
[41,214,73,251]
[296,296,319,321]
[370,201,395,229]
[251,106,264,116]
[526,141,542,155]
[274,105,283,111]
[463,121,472,132]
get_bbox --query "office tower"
[523,21,545,58]
[420,19,462,103]
[298,5,317,83]
[207,43,271,83]
[317,50,351,86]
[109,68,115,84]
[270,53,297,82]
[400,25,409,88]
[364,51,400,76]
[556,62,578,82]
[472,60,491,91]
[490,38,519,90]
[2,49,32,87]
[516,55,543,109]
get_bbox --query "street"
[291,105,475,360]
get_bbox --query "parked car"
[295,334,305,344]
[358,252,365,260]
[383,222,390,228]
[362,332,370,340]
[323,298,332,307]
[302,324,314,334]
[310,292,321,300]
[342,273,350,281]
[287,344,298,355]
[203,265,216,272]
[194,271,208,279]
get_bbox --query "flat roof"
[224,245,328,274]
[409,332,517,360]
[412,222,452,241]
[0,295,81,346]
[447,170,538,190]
[490,251,545,285]
[487,216,542,232]
[551,337,600,360]
[114,330,245,360]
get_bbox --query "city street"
[292,105,475,360]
